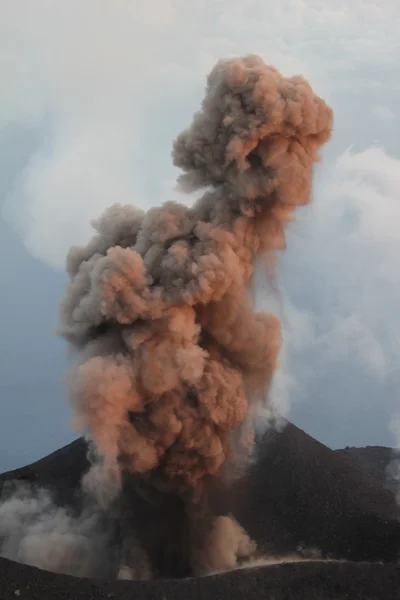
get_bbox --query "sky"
[0,0,400,471]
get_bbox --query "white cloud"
[326,315,387,377]
[371,105,394,121]
[1,0,400,266]
[276,144,400,442]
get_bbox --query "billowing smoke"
[59,55,332,498]
[1,55,333,580]
[0,481,114,578]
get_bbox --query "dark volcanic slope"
[1,422,400,562]
[336,446,400,496]
[0,437,88,507]
[235,422,400,562]
[1,422,400,599]
[2,556,400,600]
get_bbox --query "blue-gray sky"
[1,0,400,471]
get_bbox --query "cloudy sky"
[0,0,399,471]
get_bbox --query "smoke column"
[58,55,333,575]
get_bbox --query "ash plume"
[56,54,332,575]
[59,55,332,492]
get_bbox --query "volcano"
[1,421,400,600]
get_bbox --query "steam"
[59,55,332,502]
[0,482,112,578]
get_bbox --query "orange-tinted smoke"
[59,55,333,497]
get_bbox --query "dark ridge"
[234,421,400,562]
[0,437,89,488]
[0,437,89,509]
[336,445,400,496]
[1,556,400,600]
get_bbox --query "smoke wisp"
[0,481,115,578]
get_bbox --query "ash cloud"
[59,55,332,501]
[0,54,332,580]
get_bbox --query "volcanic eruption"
[55,54,333,579]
